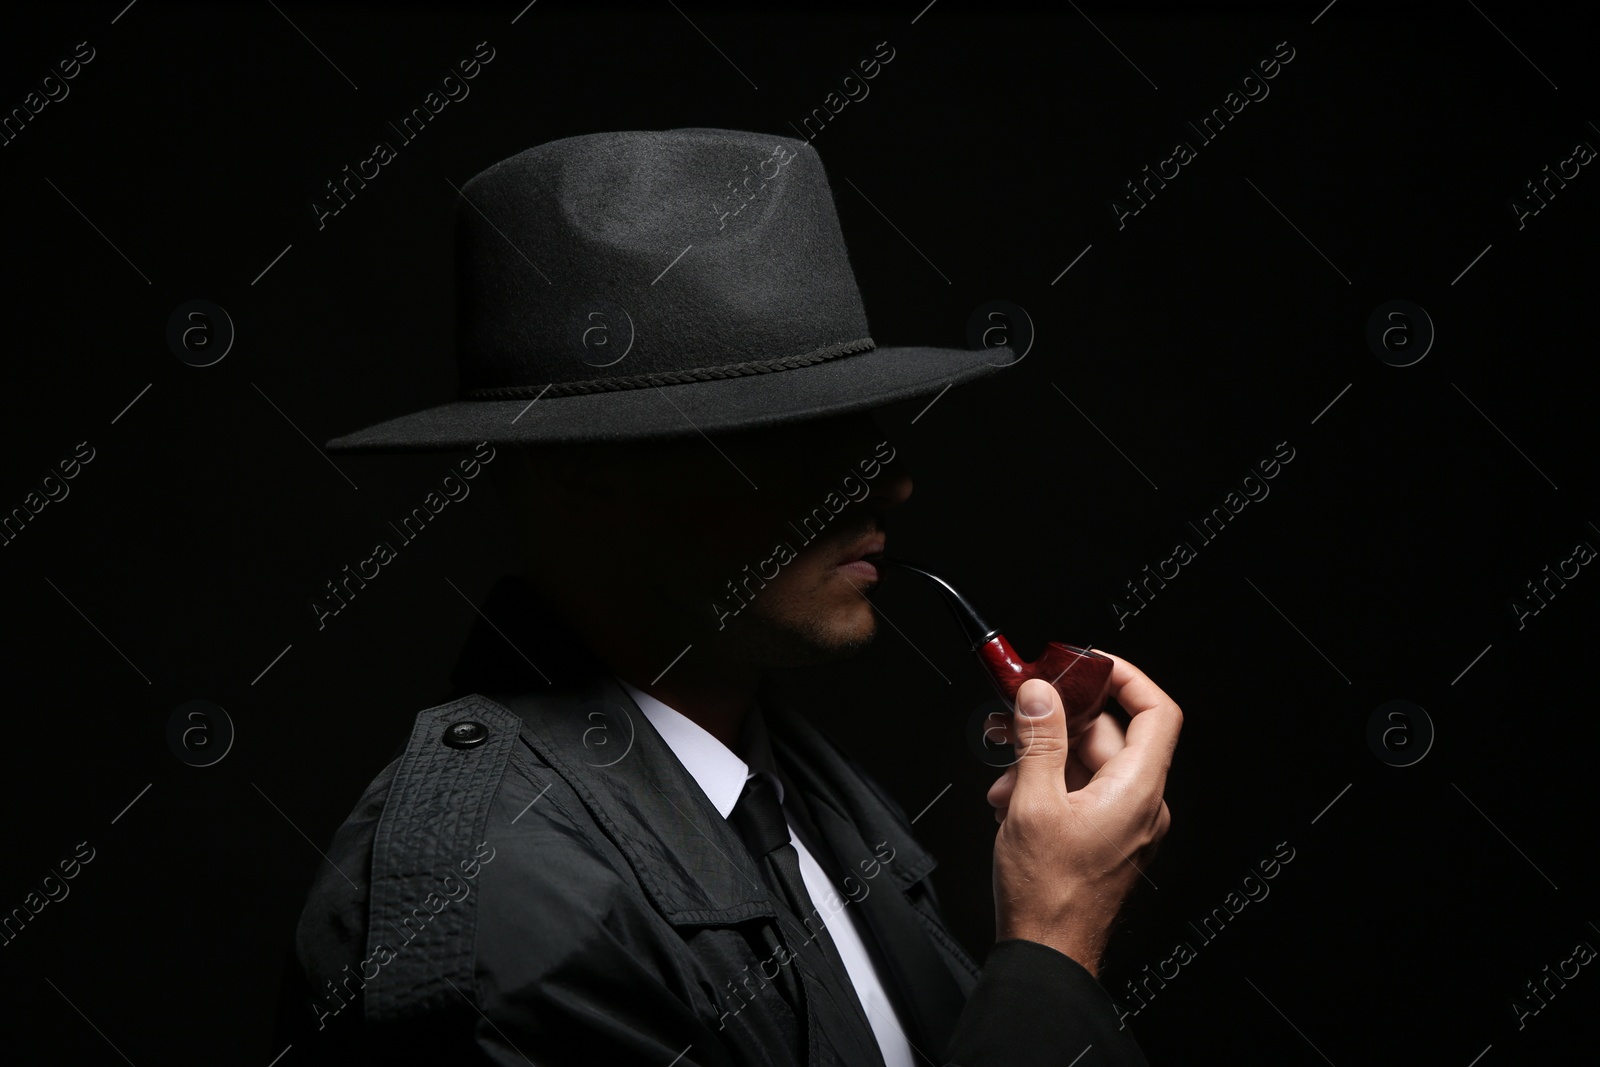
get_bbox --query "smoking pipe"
[884,559,1114,741]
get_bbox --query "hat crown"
[453,128,875,398]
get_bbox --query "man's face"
[527,410,913,667]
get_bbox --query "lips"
[837,534,886,568]
[834,532,886,586]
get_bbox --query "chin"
[794,627,876,665]
[733,604,878,667]
[819,617,877,655]
[807,597,881,656]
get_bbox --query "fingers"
[1071,710,1126,776]
[1086,650,1183,788]
[994,712,1124,805]
[986,653,1180,830]
[986,765,1017,814]
[1008,678,1070,804]
[1099,649,1182,729]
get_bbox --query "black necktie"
[728,774,870,1019]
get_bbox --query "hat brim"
[323,344,1017,452]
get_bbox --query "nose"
[873,455,913,508]
[845,413,911,508]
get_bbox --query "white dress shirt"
[619,678,916,1067]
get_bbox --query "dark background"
[3,1,1596,1063]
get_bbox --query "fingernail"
[1018,698,1051,719]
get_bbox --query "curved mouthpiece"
[881,558,1001,649]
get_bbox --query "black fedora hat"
[324,127,1015,452]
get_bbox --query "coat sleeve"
[830,743,1152,1066]
[941,938,1149,1066]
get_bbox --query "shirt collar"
[618,677,785,818]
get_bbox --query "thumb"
[1010,678,1068,798]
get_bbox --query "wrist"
[998,922,1109,977]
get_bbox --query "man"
[276,128,1181,1065]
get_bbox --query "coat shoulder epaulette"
[360,692,524,1024]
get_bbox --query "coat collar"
[459,574,939,926]
[618,675,778,819]
[462,575,969,1058]
[485,668,938,926]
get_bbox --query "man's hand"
[986,652,1181,977]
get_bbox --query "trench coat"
[273,575,1150,1066]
